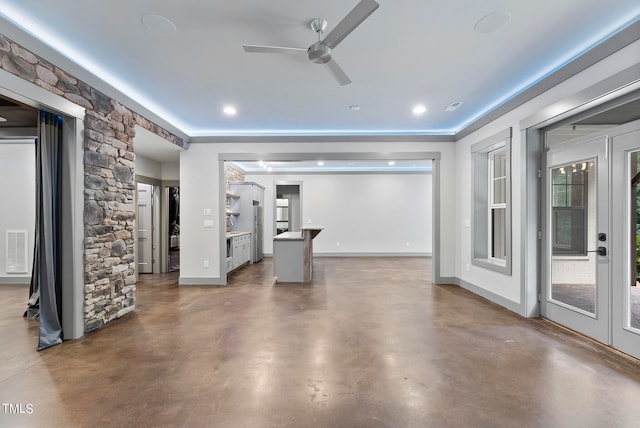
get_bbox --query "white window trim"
[471,128,512,275]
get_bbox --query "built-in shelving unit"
[226,192,241,218]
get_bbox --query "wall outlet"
[336,242,341,247]
[204,220,214,228]
[465,263,470,271]
[203,208,212,216]
[203,260,209,268]
[308,219,312,224]
[405,242,410,247]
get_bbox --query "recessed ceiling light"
[474,11,511,34]
[317,161,325,166]
[141,14,177,35]
[412,104,427,115]
[223,106,237,115]
[388,161,396,166]
[267,166,272,171]
[0,116,7,122]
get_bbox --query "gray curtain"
[26,110,64,351]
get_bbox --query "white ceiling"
[0,0,638,140]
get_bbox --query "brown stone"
[64,92,93,110]
[54,68,77,85]
[11,44,38,64]
[0,34,9,52]
[1,52,36,81]
[35,79,64,96]
[36,64,58,85]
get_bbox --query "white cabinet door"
[243,236,251,264]
[232,237,242,268]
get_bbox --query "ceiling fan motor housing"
[308,42,331,64]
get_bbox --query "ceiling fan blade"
[321,0,380,49]
[324,59,352,86]
[243,45,306,54]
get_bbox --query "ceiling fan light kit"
[242,0,380,86]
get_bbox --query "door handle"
[587,246,607,256]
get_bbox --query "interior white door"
[542,135,609,343]
[611,120,640,359]
[137,183,153,274]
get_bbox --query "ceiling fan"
[243,0,380,86]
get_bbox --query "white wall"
[180,144,223,281]
[135,154,161,180]
[0,142,35,281]
[180,141,455,284]
[134,155,179,182]
[244,172,432,255]
[161,161,179,181]
[455,39,640,306]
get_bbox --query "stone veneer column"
[0,33,188,333]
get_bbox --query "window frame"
[471,128,512,275]
[489,147,507,262]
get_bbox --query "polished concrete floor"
[2,257,640,427]
[552,283,640,328]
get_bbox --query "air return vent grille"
[6,230,28,274]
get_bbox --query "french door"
[543,135,609,343]
[611,123,640,358]
[542,119,640,359]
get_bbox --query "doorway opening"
[168,186,180,272]
[275,182,302,234]
[219,153,441,285]
[539,91,640,358]
[0,85,85,345]
[0,95,38,350]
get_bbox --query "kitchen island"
[272,226,323,283]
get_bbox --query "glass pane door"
[542,136,609,344]
[611,123,640,359]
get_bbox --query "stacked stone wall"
[0,33,188,332]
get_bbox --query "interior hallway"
[1,257,640,427]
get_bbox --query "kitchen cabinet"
[229,182,265,263]
[227,232,251,273]
[273,227,323,282]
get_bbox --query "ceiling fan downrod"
[308,18,331,64]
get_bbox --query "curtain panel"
[27,110,64,351]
